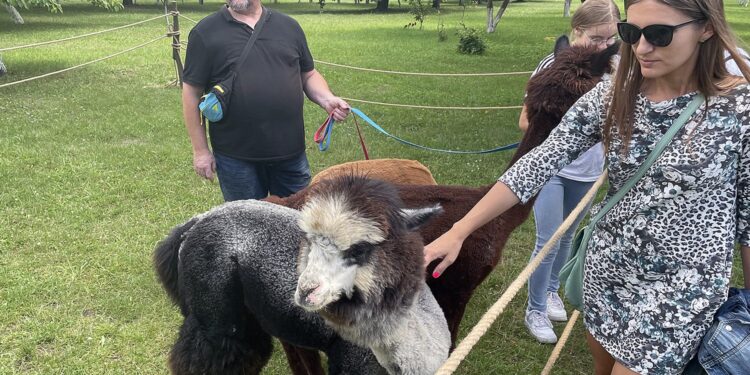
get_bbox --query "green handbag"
[558,94,705,311]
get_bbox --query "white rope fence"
[435,171,608,375]
[315,59,533,77]
[0,35,168,89]
[0,14,167,52]
[178,13,200,24]
[541,310,581,375]
[341,96,522,110]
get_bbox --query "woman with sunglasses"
[426,0,750,374]
[517,0,621,345]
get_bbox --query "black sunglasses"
[617,19,705,47]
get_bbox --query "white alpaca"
[294,176,450,375]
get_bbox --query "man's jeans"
[527,175,594,312]
[214,151,311,201]
[697,288,750,375]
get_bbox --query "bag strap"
[233,7,270,74]
[589,94,705,225]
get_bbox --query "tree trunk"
[122,0,133,6]
[563,0,572,17]
[458,0,464,6]
[486,0,494,33]
[4,4,24,24]
[0,56,6,77]
[432,0,440,9]
[486,0,510,33]
[375,0,389,11]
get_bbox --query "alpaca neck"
[327,284,450,375]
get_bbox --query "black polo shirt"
[183,6,315,161]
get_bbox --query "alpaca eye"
[343,242,375,266]
[348,242,374,256]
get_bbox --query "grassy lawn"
[1,1,748,373]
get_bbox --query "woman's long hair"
[603,0,750,155]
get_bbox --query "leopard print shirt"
[500,80,750,374]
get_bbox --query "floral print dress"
[500,80,750,374]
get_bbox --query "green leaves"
[1,0,122,17]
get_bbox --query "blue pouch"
[198,74,234,123]
[199,91,224,122]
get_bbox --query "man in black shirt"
[182,0,349,201]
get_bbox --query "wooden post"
[169,1,184,86]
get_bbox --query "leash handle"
[314,113,334,151]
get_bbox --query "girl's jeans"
[527,175,594,313]
[698,287,750,375]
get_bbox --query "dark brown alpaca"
[267,37,620,375]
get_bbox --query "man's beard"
[227,0,251,11]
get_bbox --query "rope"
[315,59,533,77]
[0,14,167,52]
[541,310,580,375]
[341,97,522,110]
[435,171,608,375]
[0,35,168,89]
[179,14,200,24]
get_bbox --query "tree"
[485,0,511,33]
[2,0,122,24]
[375,0,388,11]
[4,3,23,24]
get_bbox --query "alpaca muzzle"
[295,283,325,310]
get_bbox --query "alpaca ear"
[590,41,620,76]
[554,35,570,57]
[400,204,443,231]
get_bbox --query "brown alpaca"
[310,158,437,186]
[267,37,620,375]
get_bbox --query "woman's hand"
[424,181,521,278]
[424,229,466,278]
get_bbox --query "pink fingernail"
[432,271,441,278]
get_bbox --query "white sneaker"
[546,292,568,322]
[525,310,558,344]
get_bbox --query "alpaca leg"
[280,341,325,375]
[170,248,273,375]
[169,313,272,375]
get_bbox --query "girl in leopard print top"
[425,1,750,374]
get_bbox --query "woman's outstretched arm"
[424,182,520,277]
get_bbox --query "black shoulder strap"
[233,7,270,73]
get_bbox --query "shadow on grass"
[0,60,73,83]
[0,20,107,34]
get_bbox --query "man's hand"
[322,96,351,121]
[193,150,216,181]
[301,69,350,121]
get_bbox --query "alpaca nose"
[297,284,320,305]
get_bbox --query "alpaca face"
[294,191,441,312]
[295,193,386,311]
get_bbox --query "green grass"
[1,1,748,374]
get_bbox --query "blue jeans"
[527,175,594,312]
[698,288,750,375]
[214,151,311,201]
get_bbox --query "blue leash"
[314,108,519,154]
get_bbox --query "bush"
[456,25,487,55]
[404,0,430,29]
[437,18,447,42]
